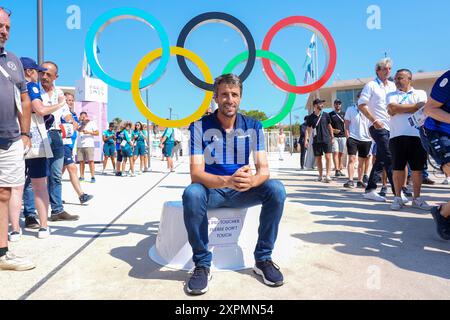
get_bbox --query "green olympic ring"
[222,49,296,128]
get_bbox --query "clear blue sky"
[4,0,450,124]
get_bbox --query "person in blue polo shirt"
[182,74,286,295]
[159,124,175,173]
[132,121,148,174]
[420,70,450,240]
[102,122,116,175]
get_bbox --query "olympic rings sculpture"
[85,8,337,128]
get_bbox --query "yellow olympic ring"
[131,46,214,128]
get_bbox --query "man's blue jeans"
[23,130,65,216]
[366,126,396,194]
[182,179,286,268]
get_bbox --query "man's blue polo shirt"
[424,70,450,135]
[189,111,266,176]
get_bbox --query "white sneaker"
[317,176,323,182]
[400,191,410,204]
[324,176,332,183]
[364,190,387,202]
[0,251,36,271]
[130,172,136,177]
[38,227,51,239]
[391,197,404,211]
[412,197,433,211]
[443,177,450,185]
[8,229,22,242]
[143,168,152,173]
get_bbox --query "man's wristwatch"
[21,132,32,138]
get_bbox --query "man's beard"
[219,104,238,118]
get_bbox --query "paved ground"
[1,154,449,300]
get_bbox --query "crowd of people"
[298,58,450,238]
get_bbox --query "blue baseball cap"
[20,57,47,72]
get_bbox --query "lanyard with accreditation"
[0,63,23,114]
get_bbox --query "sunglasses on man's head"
[0,7,12,17]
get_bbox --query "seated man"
[183,74,286,295]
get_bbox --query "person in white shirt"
[343,92,372,188]
[37,61,79,222]
[387,69,431,211]
[358,58,397,202]
[277,128,286,161]
[77,112,99,183]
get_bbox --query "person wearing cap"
[305,98,334,182]
[0,8,34,271]
[329,99,347,177]
[357,58,397,202]
[8,57,66,243]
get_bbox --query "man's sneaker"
[79,177,85,182]
[79,193,94,204]
[379,186,388,197]
[49,211,79,222]
[8,229,22,242]
[400,191,410,204]
[0,251,36,271]
[90,177,96,183]
[412,197,433,211]
[344,180,354,188]
[422,177,435,185]
[364,190,387,202]
[402,186,413,198]
[363,175,369,184]
[317,176,323,182]
[443,177,450,185]
[38,227,51,239]
[335,170,340,177]
[186,266,211,295]
[338,170,345,177]
[356,181,367,189]
[391,197,404,211]
[324,176,332,183]
[430,206,450,240]
[253,260,284,287]
[25,216,40,229]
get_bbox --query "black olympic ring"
[176,11,256,92]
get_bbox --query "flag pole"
[37,0,44,64]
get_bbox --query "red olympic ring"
[261,16,337,94]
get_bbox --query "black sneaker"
[24,216,40,229]
[186,266,211,295]
[379,186,388,197]
[402,186,413,198]
[335,170,340,177]
[430,206,450,240]
[344,180,354,188]
[422,177,435,185]
[79,193,94,204]
[338,170,345,177]
[356,181,367,189]
[363,175,369,184]
[253,260,284,287]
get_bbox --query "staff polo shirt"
[0,49,27,140]
[189,111,265,176]
[387,88,427,139]
[424,70,450,135]
[358,77,396,131]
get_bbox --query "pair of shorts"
[103,143,116,157]
[332,137,346,153]
[77,147,95,162]
[420,127,450,167]
[134,142,146,156]
[346,137,372,158]
[0,139,25,187]
[26,157,48,179]
[63,145,74,166]
[312,142,332,157]
[163,142,174,157]
[121,145,133,158]
[390,136,427,171]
